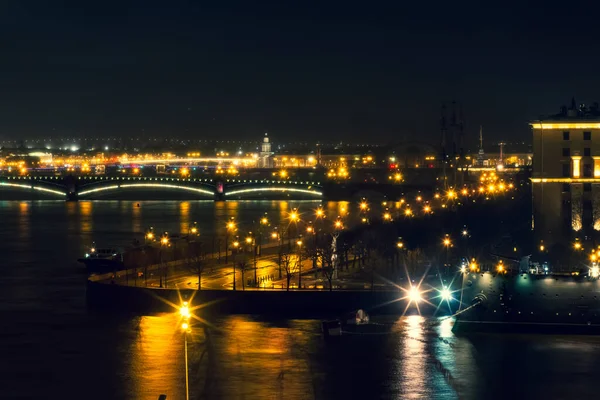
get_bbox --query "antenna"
[479,125,483,150]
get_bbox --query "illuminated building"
[531,99,600,245]
[259,133,273,168]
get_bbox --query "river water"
[1,200,599,400]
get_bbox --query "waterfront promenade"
[89,241,376,292]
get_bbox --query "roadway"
[112,250,375,291]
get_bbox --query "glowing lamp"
[180,302,190,319]
[440,287,452,301]
[408,286,421,303]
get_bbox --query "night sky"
[2,1,600,148]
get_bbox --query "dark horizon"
[2,1,600,146]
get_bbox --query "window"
[584,131,592,140]
[584,164,593,178]
[562,183,570,192]
[584,183,592,192]
[585,148,591,156]
[562,163,570,177]
[562,148,571,157]
[563,131,570,140]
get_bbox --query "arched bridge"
[0,175,324,201]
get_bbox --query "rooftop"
[537,97,600,122]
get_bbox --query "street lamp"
[359,199,368,212]
[180,301,190,319]
[159,233,170,288]
[246,234,257,284]
[225,217,236,263]
[334,217,343,230]
[497,260,505,273]
[315,206,324,219]
[232,240,240,290]
[289,208,299,223]
[469,259,478,271]
[145,227,155,243]
[297,239,303,288]
[442,235,451,273]
[180,302,191,400]
[189,222,198,236]
[288,208,299,250]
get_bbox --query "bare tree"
[280,251,298,291]
[187,241,207,290]
[317,244,335,291]
[237,253,251,291]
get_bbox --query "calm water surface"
[1,200,600,400]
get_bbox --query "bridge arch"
[223,178,323,199]
[0,181,66,198]
[77,181,215,199]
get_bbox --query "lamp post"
[189,222,198,237]
[258,213,269,256]
[272,230,282,279]
[225,217,236,264]
[160,232,169,288]
[289,208,299,251]
[145,227,155,244]
[396,237,404,269]
[306,222,317,268]
[246,234,257,285]
[297,239,303,288]
[179,302,191,400]
[232,240,239,290]
[443,235,451,275]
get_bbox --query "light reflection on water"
[398,316,427,399]
[2,201,600,399]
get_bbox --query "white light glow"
[225,188,322,197]
[32,186,65,196]
[120,184,214,195]
[408,286,421,303]
[0,182,64,197]
[0,182,32,190]
[440,287,452,301]
[78,185,120,196]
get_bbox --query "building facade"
[531,100,600,246]
[259,133,273,168]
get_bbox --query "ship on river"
[78,230,202,275]
[453,264,600,334]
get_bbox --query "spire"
[571,97,577,110]
[479,125,483,150]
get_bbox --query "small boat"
[77,243,124,274]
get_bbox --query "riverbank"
[86,279,459,317]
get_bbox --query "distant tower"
[260,133,273,168]
[498,141,506,169]
[477,126,485,166]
